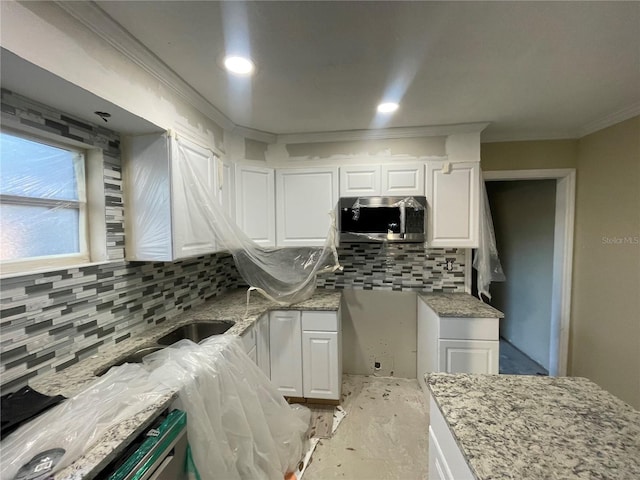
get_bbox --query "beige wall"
[481,117,640,408]
[572,116,640,408]
[245,138,269,161]
[481,140,578,171]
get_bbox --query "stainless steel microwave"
[338,196,427,243]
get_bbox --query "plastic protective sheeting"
[144,335,311,480]
[174,137,341,305]
[1,337,312,480]
[473,175,506,300]
[0,364,172,480]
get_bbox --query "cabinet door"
[438,339,499,374]
[426,161,479,248]
[381,163,425,196]
[235,164,276,246]
[276,168,339,246]
[339,165,381,197]
[257,313,271,378]
[269,311,303,397]
[302,330,340,400]
[171,137,218,259]
[216,157,235,223]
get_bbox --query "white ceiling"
[93,2,640,141]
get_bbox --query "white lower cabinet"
[240,323,257,362]
[241,314,269,370]
[438,339,498,374]
[417,297,499,390]
[302,311,342,400]
[429,396,474,480]
[269,310,342,400]
[269,311,303,397]
[256,313,271,378]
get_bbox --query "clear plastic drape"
[145,336,311,479]
[1,337,311,480]
[175,137,341,305]
[0,364,172,479]
[473,174,505,300]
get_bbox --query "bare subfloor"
[304,375,430,480]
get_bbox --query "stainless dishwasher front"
[109,409,188,480]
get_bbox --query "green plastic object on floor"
[109,409,187,480]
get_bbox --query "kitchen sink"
[95,346,164,376]
[94,321,234,377]
[156,320,235,346]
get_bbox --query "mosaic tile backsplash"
[0,90,466,393]
[317,243,466,292]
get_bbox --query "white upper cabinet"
[172,138,218,258]
[124,132,219,261]
[381,163,425,196]
[235,164,276,247]
[426,161,480,248]
[339,165,381,196]
[340,163,425,197]
[276,167,339,247]
[217,156,235,222]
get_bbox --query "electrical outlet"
[446,260,454,271]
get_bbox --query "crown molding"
[233,125,277,144]
[276,122,490,145]
[481,130,578,143]
[54,1,237,133]
[578,101,640,138]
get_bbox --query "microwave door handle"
[399,203,406,237]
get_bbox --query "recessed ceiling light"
[223,55,255,75]
[377,102,399,113]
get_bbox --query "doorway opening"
[479,169,575,377]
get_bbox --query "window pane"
[0,204,80,260]
[0,132,79,200]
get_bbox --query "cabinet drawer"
[301,311,339,331]
[439,317,498,341]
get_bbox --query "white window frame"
[0,128,93,275]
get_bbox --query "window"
[0,130,89,273]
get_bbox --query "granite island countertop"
[23,287,341,480]
[426,373,640,480]
[420,293,504,318]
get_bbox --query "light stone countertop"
[23,287,341,480]
[426,373,640,480]
[419,293,504,318]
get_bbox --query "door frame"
[482,169,576,376]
